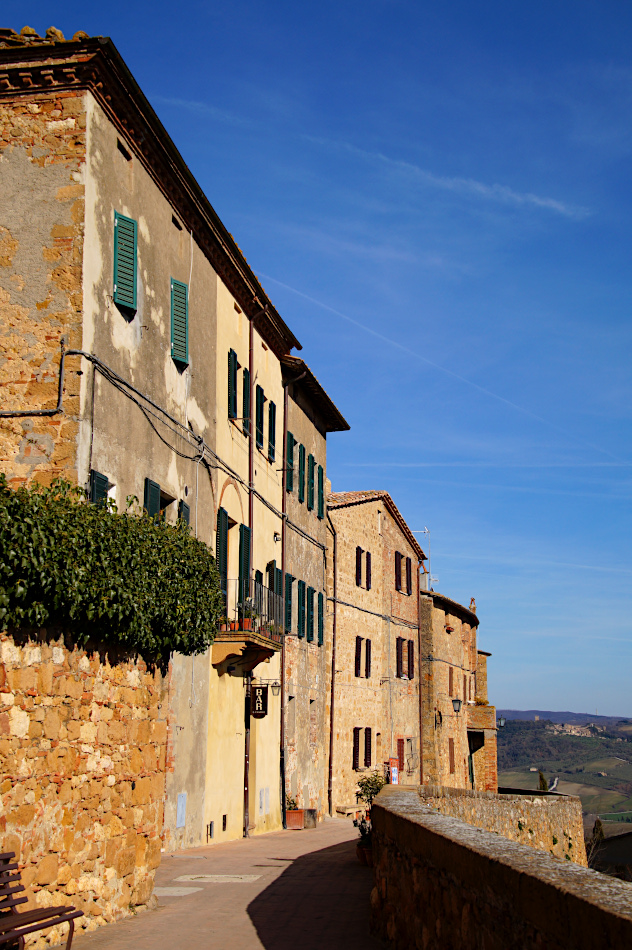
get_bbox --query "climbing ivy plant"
[0,476,223,663]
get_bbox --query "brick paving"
[74,818,381,950]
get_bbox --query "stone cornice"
[0,37,301,359]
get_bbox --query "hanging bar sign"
[252,685,268,719]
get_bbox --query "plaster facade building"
[0,27,345,849]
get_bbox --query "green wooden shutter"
[318,592,324,646]
[255,385,264,448]
[275,567,283,598]
[238,524,251,603]
[113,212,137,310]
[317,465,324,519]
[90,470,109,506]
[266,560,276,592]
[306,587,315,642]
[228,350,238,419]
[268,401,276,462]
[285,574,293,633]
[216,507,229,594]
[307,454,315,511]
[170,279,189,364]
[143,478,161,519]
[286,432,295,492]
[297,580,306,638]
[298,445,305,504]
[178,500,190,525]
[242,367,250,436]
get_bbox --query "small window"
[113,211,137,311]
[365,639,372,679]
[397,738,405,773]
[395,551,402,592]
[317,592,324,646]
[407,640,414,680]
[355,546,362,586]
[298,445,306,503]
[178,500,190,526]
[255,385,265,449]
[396,637,404,678]
[317,464,324,520]
[364,727,372,768]
[143,478,161,519]
[89,470,109,506]
[228,350,238,419]
[306,587,315,642]
[307,454,315,511]
[268,401,276,462]
[286,432,295,492]
[353,727,361,770]
[355,637,363,677]
[366,552,372,591]
[406,556,412,595]
[170,278,188,365]
[297,580,306,638]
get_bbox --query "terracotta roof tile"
[327,490,426,560]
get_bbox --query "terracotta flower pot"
[241,618,253,630]
[286,809,304,830]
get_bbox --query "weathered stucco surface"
[0,631,168,946]
[371,786,632,950]
[0,91,86,486]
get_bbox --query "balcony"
[212,578,283,671]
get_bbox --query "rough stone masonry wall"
[418,784,587,866]
[0,90,85,487]
[0,630,168,947]
[370,787,632,950]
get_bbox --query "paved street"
[74,818,381,950]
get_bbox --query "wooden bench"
[0,852,83,949]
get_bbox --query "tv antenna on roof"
[412,527,437,589]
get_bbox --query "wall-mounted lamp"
[452,698,462,714]
[271,682,281,696]
[497,716,506,728]
[274,532,281,542]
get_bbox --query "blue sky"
[10,2,632,714]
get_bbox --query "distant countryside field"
[497,717,632,818]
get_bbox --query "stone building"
[0,26,346,850]
[326,490,426,814]
[419,590,498,792]
[280,357,349,817]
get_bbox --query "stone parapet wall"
[371,787,632,950]
[418,783,587,865]
[0,631,168,946]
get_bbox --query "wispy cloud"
[257,272,621,461]
[151,95,251,128]
[305,136,589,219]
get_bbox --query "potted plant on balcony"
[237,601,258,632]
[285,795,304,830]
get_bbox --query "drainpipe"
[327,511,337,816]
[244,303,267,840]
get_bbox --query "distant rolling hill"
[497,710,630,726]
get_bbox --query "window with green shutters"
[255,385,265,449]
[238,524,251,603]
[143,478,161,519]
[298,445,306,504]
[242,367,250,436]
[113,212,137,311]
[228,350,238,419]
[297,580,306,638]
[318,592,324,646]
[286,432,295,492]
[306,587,315,642]
[266,559,276,593]
[170,279,188,364]
[268,401,276,462]
[90,470,109,506]
[317,464,324,519]
[285,574,293,633]
[178,500,190,525]
[307,454,315,511]
[216,507,229,595]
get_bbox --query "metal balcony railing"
[219,578,284,644]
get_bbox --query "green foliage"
[538,770,549,792]
[286,795,298,811]
[357,770,386,807]
[0,476,223,663]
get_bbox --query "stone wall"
[371,787,632,950]
[0,630,168,946]
[0,90,86,487]
[418,784,587,865]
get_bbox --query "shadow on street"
[247,838,382,949]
